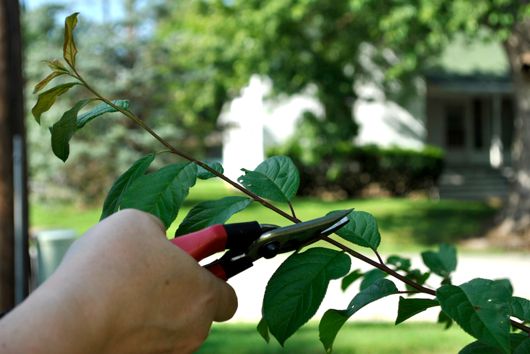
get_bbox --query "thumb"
[209,276,238,322]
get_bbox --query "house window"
[445,104,466,148]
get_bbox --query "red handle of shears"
[170,225,229,280]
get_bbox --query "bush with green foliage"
[269,142,444,197]
[32,14,530,354]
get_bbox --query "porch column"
[221,76,265,179]
[490,94,503,168]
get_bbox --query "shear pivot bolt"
[260,242,280,259]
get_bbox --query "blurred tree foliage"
[149,0,457,152]
[26,0,530,244]
[25,2,199,203]
[152,0,375,150]
[154,0,530,242]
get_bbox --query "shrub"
[268,142,444,197]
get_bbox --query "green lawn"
[31,180,497,252]
[199,322,473,354]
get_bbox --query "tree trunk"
[494,20,530,247]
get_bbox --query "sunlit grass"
[199,322,473,354]
[30,179,497,252]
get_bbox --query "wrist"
[0,274,109,354]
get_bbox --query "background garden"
[20,0,530,352]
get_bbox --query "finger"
[209,277,238,322]
[118,209,166,233]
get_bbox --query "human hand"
[0,209,237,354]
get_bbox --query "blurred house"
[220,39,513,200]
[425,39,513,200]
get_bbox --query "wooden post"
[490,94,503,168]
[0,0,29,311]
[0,0,15,311]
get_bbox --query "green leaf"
[120,163,197,228]
[197,162,224,180]
[49,99,92,162]
[459,341,504,354]
[32,82,79,124]
[514,338,530,354]
[387,255,411,271]
[334,211,381,251]
[459,334,529,354]
[175,196,252,236]
[34,71,67,93]
[395,297,439,325]
[44,59,69,73]
[319,310,349,354]
[263,247,350,346]
[341,269,363,291]
[76,100,129,129]
[238,156,300,203]
[256,318,270,343]
[360,269,387,290]
[63,13,79,67]
[421,243,457,278]
[48,100,128,162]
[511,296,530,323]
[345,279,398,316]
[319,279,398,353]
[100,154,156,220]
[437,310,453,329]
[436,278,512,353]
[495,279,513,295]
[405,268,431,287]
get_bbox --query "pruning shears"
[170,209,352,280]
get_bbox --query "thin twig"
[71,68,301,224]
[323,236,436,295]
[511,320,530,334]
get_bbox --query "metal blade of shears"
[246,209,353,260]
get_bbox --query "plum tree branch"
[70,66,530,336]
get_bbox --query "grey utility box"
[36,229,77,285]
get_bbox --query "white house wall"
[220,76,426,179]
[354,82,426,149]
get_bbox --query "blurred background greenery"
[23,0,530,352]
[32,179,497,254]
[198,322,472,354]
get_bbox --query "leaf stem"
[155,149,172,155]
[374,250,384,264]
[288,201,297,219]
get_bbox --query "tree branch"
[70,67,530,336]
[322,236,530,334]
[322,236,436,295]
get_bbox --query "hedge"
[267,143,444,197]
